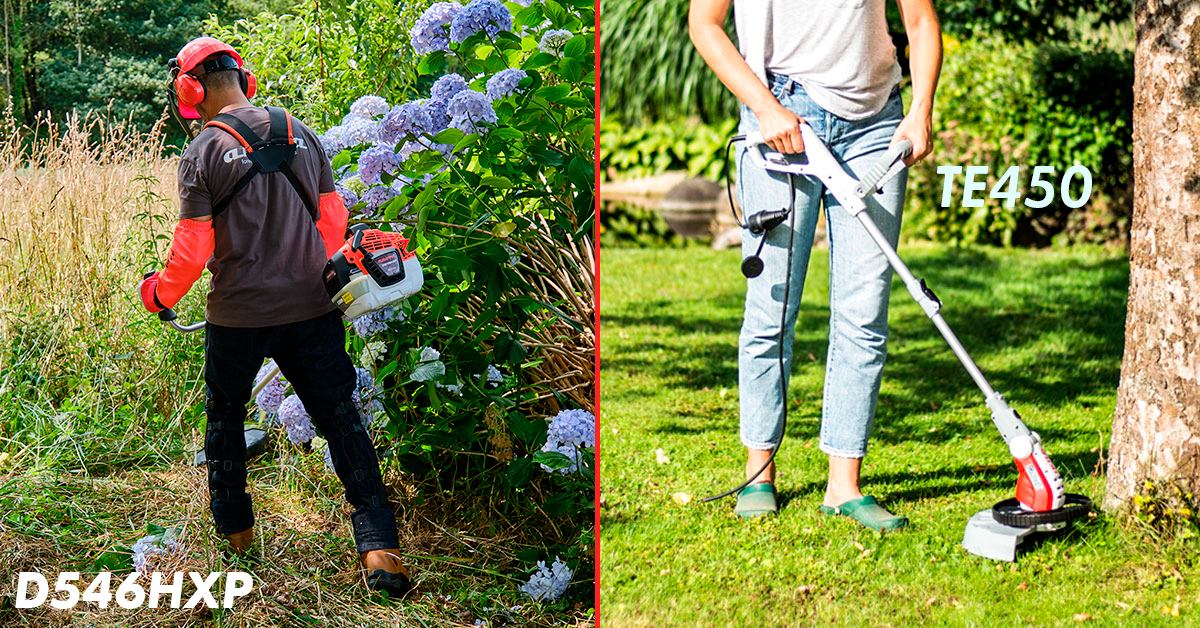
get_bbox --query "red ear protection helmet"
[169,37,257,118]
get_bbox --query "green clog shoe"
[820,495,908,532]
[735,483,778,519]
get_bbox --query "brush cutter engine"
[323,224,423,319]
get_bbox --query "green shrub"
[907,35,1132,246]
[205,0,434,129]
[599,117,736,182]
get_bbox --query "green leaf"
[507,457,536,487]
[543,491,576,516]
[534,84,571,101]
[488,127,524,142]
[480,175,512,189]
[411,360,446,382]
[377,358,399,379]
[432,128,465,145]
[84,546,133,574]
[494,332,527,366]
[418,51,446,75]
[533,449,574,470]
[522,52,559,70]
[492,221,516,238]
[454,133,480,152]
[564,35,587,59]
[568,157,593,191]
[434,248,473,271]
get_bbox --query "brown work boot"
[223,527,254,556]
[361,548,412,598]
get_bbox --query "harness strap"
[205,106,316,220]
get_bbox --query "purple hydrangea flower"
[380,102,435,144]
[432,74,469,103]
[427,101,451,133]
[319,132,347,157]
[547,409,595,448]
[131,535,182,575]
[538,29,572,56]
[449,0,512,43]
[254,361,287,425]
[351,305,405,338]
[357,145,400,186]
[336,184,359,209]
[411,2,463,55]
[539,440,584,474]
[473,364,504,388]
[324,445,335,472]
[350,95,390,118]
[538,409,594,474]
[486,68,528,101]
[519,557,573,602]
[447,90,497,134]
[360,185,398,214]
[353,367,384,425]
[333,114,380,147]
[278,394,317,445]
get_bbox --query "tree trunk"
[1105,0,1200,511]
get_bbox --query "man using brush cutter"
[690,0,942,529]
[137,36,411,597]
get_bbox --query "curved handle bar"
[158,308,206,333]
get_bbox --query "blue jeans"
[737,74,906,458]
[203,309,400,552]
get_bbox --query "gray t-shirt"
[177,106,337,327]
[734,0,901,120]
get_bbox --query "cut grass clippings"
[600,245,1199,627]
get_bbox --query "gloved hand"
[138,271,165,313]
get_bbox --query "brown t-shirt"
[177,106,337,327]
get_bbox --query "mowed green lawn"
[600,244,1198,627]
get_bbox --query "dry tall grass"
[0,109,204,471]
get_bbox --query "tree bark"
[1106,0,1200,511]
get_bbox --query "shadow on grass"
[774,447,1102,507]
[608,248,1128,448]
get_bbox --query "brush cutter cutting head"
[323,225,423,319]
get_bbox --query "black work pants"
[203,308,400,553]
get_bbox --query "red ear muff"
[175,73,206,108]
[243,69,257,99]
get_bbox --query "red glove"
[138,271,164,313]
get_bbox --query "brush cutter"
[154,224,423,465]
[740,123,1091,560]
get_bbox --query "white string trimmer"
[740,123,1091,561]
[156,223,423,464]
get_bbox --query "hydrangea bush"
[312,0,593,607]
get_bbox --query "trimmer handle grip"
[158,308,178,322]
[855,139,912,199]
[742,123,821,173]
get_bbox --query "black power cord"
[702,135,799,502]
